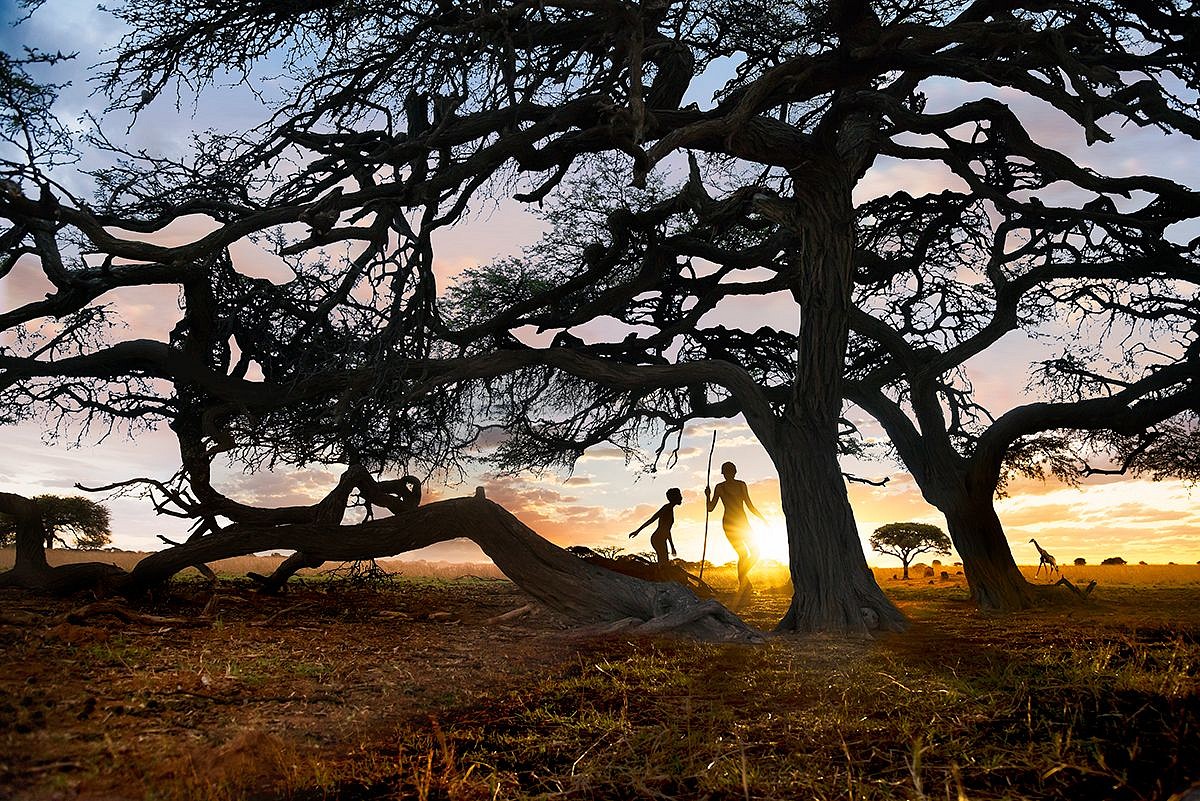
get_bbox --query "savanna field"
[2,552,1198,801]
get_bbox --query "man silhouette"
[705,461,765,595]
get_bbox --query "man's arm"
[705,484,721,513]
[743,484,766,522]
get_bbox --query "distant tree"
[870,523,951,581]
[592,545,625,560]
[1139,560,1148,566]
[0,495,111,549]
[1074,558,1087,566]
[1101,557,1127,566]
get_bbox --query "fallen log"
[63,600,211,628]
[124,490,761,642]
[1054,576,1098,599]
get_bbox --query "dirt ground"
[1,577,575,800]
[2,570,1199,801]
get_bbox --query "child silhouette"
[629,488,682,566]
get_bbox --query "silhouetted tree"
[0,494,111,549]
[870,523,951,581]
[4,2,1200,633]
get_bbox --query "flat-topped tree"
[870,523,950,581]
[0,495,112,550]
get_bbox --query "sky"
[2,1,1199,569]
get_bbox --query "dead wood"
[486,604,534,625]
[63,600,211,628]
[125,492,761,642]
[1054,576,1098,599]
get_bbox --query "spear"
[699,430,717,582]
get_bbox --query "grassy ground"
[2,564,1198,800]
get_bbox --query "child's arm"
[628,507,664,538]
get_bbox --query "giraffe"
[1029,538,1060,578]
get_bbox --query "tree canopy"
[1,0,1199,630]
[0,494,112,550]
[870,522,951,580]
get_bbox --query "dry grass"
[305,584,1200,801]
[0,547,505,580]
[6,547,1196,588]
[3,558,1199,800]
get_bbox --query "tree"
[870,523,951,581]
[1102,556,1127,565]
[0,494,112,549]
[846,196,1199,609]
[3,1,1200,634]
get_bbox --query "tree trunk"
[772,430,907,633]
[764,167,906,634]
[902,561,909,581]
[942,492,1037,611]
[124,493,762,642]
[0,492,48,584]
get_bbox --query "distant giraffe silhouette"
[1029,538,1060,577]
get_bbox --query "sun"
[754,517,792,563]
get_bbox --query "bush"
[1101,556,1127,565]
[1073,557,1086,566]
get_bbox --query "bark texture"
[762,166,906,634]
[942,491,1038,611]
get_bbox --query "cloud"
[578,447,629,462]
[215,467,345,508]
[563,475,597,486]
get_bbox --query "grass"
[332,586,1200,801]
[3,568,1199,799]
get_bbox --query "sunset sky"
[3,1,1199,569]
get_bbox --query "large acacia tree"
[447,149,1199,614]
[4,0,1200,632]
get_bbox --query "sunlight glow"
[757,518,792,563]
